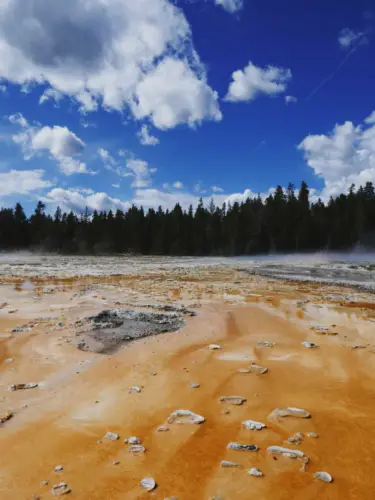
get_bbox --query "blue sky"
[0,0,374,214]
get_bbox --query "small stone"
[248,364,268,374]
[242,420,266,431]
[52,482,71,496]
[269,407,311,419]
[220,396,246,406]
[167,409,205,424]
[248,467,263,477]
[124,436,142,445]
[150,372,157,376]
[9,382,38,391]
[256,341,275,348]
[267,446,307,460]
[157,426,169,432]
[54,465,64,472]
[208,344,221,350]
[128,445,146,454]
[113,460,120,465]
[129,386,142,393]
[302,341,318,348]
[220,460,242,468]
[314,471,333,483]
[140,477,156,491]
[288,432,304,444]
[221,409,230,415]
[41,480,49,486]
[307,432,319,438]
[227,442,258,452]
[237,368,251,373]
[189,382,200,388]
[0,411,13,424]
[104,432,119,441]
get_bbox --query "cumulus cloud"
[225,61,292,102]
[285,95,297,104]
[173,181,183,189]
[0,0,221,129]
[298,111,375,200]
[138,125,160,146]
[211,185,224,193]
[44,188,130,213]
[39,88,64,105]
[0,169,52,197]
[126,159,155,188]
[338,28,364,49]
[214,0,244,13]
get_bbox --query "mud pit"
[2,255,375,499]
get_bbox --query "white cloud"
[9,114,92,175]
[298,111,375,200]
[0,0,221,129]
[126,158,155,188]
[338,28,364,49]
[225,61,292,102]
[0,169,52,196]
[365,111,375,124]
[173,181,183,189]
[285,95,297,104]
[112,183,120,189]
[211,185,224,193]
[44,188,130,213]
[138,125,160,146]
[214,0,243,13]
[39,88,64,105]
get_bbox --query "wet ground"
[1,256,375,498]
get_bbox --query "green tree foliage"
[1,182,375,254]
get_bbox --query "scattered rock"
[351,344,366,350]
[9,383,38,391]
[129,386,142,393]
[41,481,49,486]
[311,325,338,336]
[269,407,311,419]
[248,468,263,477]
[237,368,251,373]
[220,396,247,406]
[128,445,146,454]
[220,460,242,468]
[124,436,142,445]
[227,442,259,452]
[256,341,275,348]
[242,420,266,431]
[221,409,230,415]
[0,411,13,424]
[314,471,333,483]
[150,372,157,376]
[302,341,318,348]
[248,364,268,374]
[157,426,169,432]
[208,344,221,350]
[288,432,304,444]
[104,432,119,441]
[8,308,18,314]
[140,477,156,491]
[267,446,307,461]
[52,482,71,496]
[189,382,200,388]
[54,465,64,472]
[113,460,120,465]
[167,409,205,424]
[307,432,319,438]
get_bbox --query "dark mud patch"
[74,307,195,354]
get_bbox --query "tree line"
[1,181,375,255]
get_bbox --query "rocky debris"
[220,396,246,406]
[0,411,13,424]
[113,460,120,465]
[220,460,242,468]
[248,468,264,477]
[128,445,146,454]
[104,432,119,441]
[150,371,157,376]
[269,407,311,419]
[248,364,268,374]
[124,436,142,445]
[351,344,367,350]
[157,426,169,432]
[8,308,18,314]
[288,432,304,444]
[242,420,266,431]
[41,481,49,486]
[54,466,64,472]
[314,471,333,483]
[227,442,259,452]
[140,478,156,491]
[9,383,38,391]
[311,325,338,336]
[307,432,319,438]
[267,446,308,461]
[302,341,318,348]
[52,482,71,496]
[129,386,142,393]
[256,341,275,348]
[11,323,35,333]
[208,344,221,350]
[189,382,200,388]
[167,410,205,424]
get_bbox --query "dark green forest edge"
[1,181,375,255]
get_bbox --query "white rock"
[314,471,333,483]
[302,341,318,348]
[267,446,306,460]
[269,407,311,419]
[242,420,266,431]
[189,382,200,388]
[248,467,263,477]
[104,432,119,441]
[52,482,71,496]
[140,477,156,491]
[248,364,268,374]
[128,445,146,454]
[130,386,142,393]
[227,442,258,452]
[220,396,246,406]
[307,432,319,438]
[220,460,242,468]
[124,436,142,445]
[54,465,64,472]
[256,341,275,348]
[9,382,38,391]
[208,344,221,350]
[157,426,169,432]
[167,410,205,424]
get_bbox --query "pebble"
[269,407,311,419]
[124,436,142,444]
[52,482,71,496]
[242,420,266,431]
[267,446,306,460]
[307,432,319,438]
[248,364,268,374]
[104,432,119,441]
[54,465,64,472]
[256,341,275,347]
[150,372,157,376]
[157,426,169,432]
[227,442,259,452]
[113,460,120,465]
[220,460,242,468]
[219,396,247,406]
[302,341,318,348]
[248,468,264,477]
[288,432,304,444]
[167,409,205,424]
[129,386,142,393]
[128,445,146,454]
[208,344,221,350]
[314,471,333,483]
[140,478,156,491]
[41,480,49,486]
[9,383,38,391]
[189,382,200,388]
[0,411,13,424]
